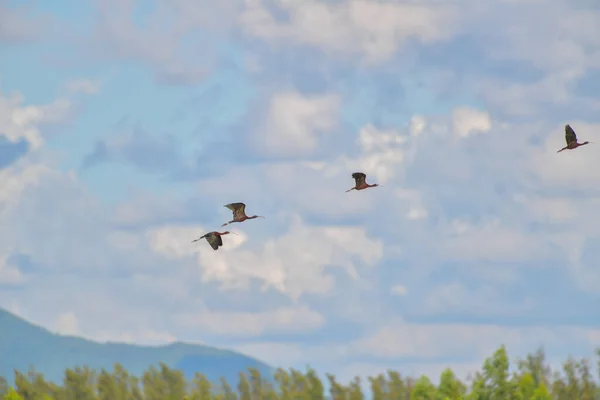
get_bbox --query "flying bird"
[222,202,265,227]
[345,172,381,192]
[557,124,592,153]
[191,231,236,251]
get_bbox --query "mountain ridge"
[0,307,274,384]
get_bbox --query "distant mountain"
[0,308,273,384]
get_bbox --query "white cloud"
[477,71,589,117]
[147,215,383,300]
[326,124,409,184]
[0,88,72,149]
[106,231,142,251]
[351,319,600,360]
[512,194,578,224]
[55,311,80,336]
[357,124,407,152]
[0,163,52,211]
[239,0,458,63]
[390,284,407,296]
[0,252,26,285]
[232,342,307,367]
[66,78,101,94]
[256,91,340,157]
[452,106,491,138]
[91,329,178,345]
[263,161,377,218]
[410,115,426,137]
[487,5,600,73]
[175,305,325,336]
[420,282,525,316]
[395,188,428,220]
[0,2,47,42]
[440,219,556,262]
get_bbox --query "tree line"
[1,345,599,399]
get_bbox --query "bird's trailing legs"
[345,184,383,192]
[221,216,265,227]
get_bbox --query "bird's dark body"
[557,124,591,153]
[192,231,230,251]
[346,172,380,192]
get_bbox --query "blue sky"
[2,0,600,383]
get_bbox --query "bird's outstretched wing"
[352,172,366,187]
[205,232,223,250]
[225,202,246,219]
[565,124,577,145]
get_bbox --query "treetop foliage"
[2,345,599,400]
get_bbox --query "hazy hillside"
[0,308,273,384]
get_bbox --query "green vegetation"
[1,345,599,399]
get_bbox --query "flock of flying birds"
[192,124,591,251]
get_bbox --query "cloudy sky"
[1,0,600,384]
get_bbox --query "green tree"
[97,368,119,400]
[274,368,292,400]
[63,366,95,400]
[437,368,465,400]
[248,368,264,400]
[531,383,553,400]
[410,376,436,400]
[515,372,535,400]
[516,348,550,388]
[216,378,236,400]
[5,344,600,400]
[482,345,515,400]
[236,373,251,400]
[327,374,347,400]
[404,377,416,399]
[2,387,23,400]
[347,376,363,400]
[305,367,325,400]
[369,374,389,400]
[578,358,596,400]
[466,371,488,400]
[387,371,406,400]
[551,370,568,400]
[14,370,38,400]
[562,357,580,400]
[0,377,8,397]
[142,365,168,400]
[189,373,212,400]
